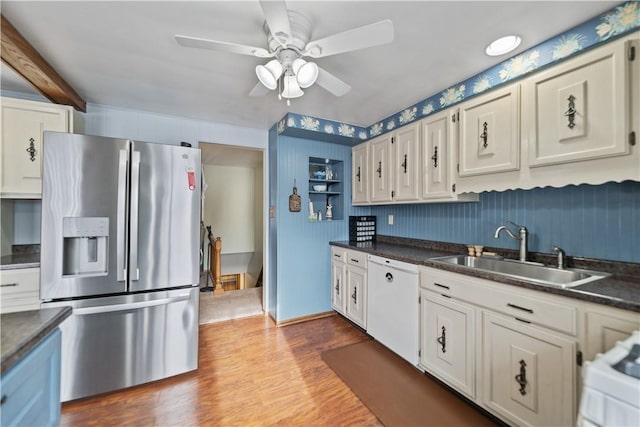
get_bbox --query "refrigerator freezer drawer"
[42,287,199,402]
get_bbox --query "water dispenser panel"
[62,217,109,277]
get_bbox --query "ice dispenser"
[62,217,109,277]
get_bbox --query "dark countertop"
[0,252,40,270]
[1,306,72,374]
[331,237,640,313]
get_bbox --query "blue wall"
[270,134,368,321]
[372,181,640,263]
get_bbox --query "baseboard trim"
[276,311,336,327]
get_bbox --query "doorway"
[198,142,265,325]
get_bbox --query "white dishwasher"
[367,254,420,365]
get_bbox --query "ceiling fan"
[175,0,394,104]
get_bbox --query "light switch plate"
[388,214,394,225]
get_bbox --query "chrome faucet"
[494,221,528,262]
[552,246,565,269]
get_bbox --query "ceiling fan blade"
[304,20,394,58]
[316,67,351,97]
[259,0,292,47]
[249,82,271,97]
[175,35,273,58]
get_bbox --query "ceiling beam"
[1,14,86,112]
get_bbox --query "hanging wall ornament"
[289,179,301,212]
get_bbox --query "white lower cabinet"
[419,289,475,399]
[331,248,367,328]
[582,303,640,363]
[419,265,582,426]
[345,261,367,328]
[482,312,576,427]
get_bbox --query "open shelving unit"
[308,157,344,221]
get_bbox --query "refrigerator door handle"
[116,149,128,282]
[72,293,192,315]
[130,150,141,281]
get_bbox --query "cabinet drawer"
[346,250,367,267]
[482,287,578,336]
[421,266,577,336]
[331,247,346,262]
[1,268,40,296]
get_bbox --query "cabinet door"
[331,259,346,315]
[346,265,367,328]
[421,110,453,199]
[524,39,630,167]
[483,312,576,427]
[583,306,640,362]
[393,123,420,201]
[352,143,368,204]
[0,329,61,427]
[420,290,475,399]
[369,134,393,203]
[1,99,70,198]
[459,84,519,177]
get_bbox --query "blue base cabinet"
[1,329,62,427]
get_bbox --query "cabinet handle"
[356,166,361,182]
[515,360,527,396]
[564,95,577,129]
[26,137,37,162]
[377,161,382,178]
[434,282,450,290]
[436,325,446,353]
[431,146,438,168]
[335,278,340,295]
[401,154,407,174]
[480,122,488,148]
[351,286,357,304]
[350,258,359,264]
[0,283,18,287]
[507,303,534,314]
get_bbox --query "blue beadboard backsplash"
[372,181,640,263]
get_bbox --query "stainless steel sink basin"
[430,255,609,288]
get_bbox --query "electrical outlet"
[388,214,394,225]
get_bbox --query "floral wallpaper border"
[277,1,639,143]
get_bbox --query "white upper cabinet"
[1,98,75,199]
[369,133,394,203]
[458,83,520,177]
[523,37,630,167]
[351,143,369,204]
[393,122,420,202]
[421,110,454,199]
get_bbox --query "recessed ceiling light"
[485,35,522,56]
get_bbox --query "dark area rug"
[322,340,499,427]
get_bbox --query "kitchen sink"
[430,255,610,288]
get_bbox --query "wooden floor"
[60,314,382,426]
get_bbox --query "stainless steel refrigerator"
[40,132,201,402]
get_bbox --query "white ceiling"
[1,1,617,131]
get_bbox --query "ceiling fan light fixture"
[256,59,283,90]
[292,58,318,88]
[485,35,522,56]
[282,74,304,99]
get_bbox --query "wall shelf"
[308,157,344,221]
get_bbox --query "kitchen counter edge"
[330,241,640,313]
[1,306,72,374]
